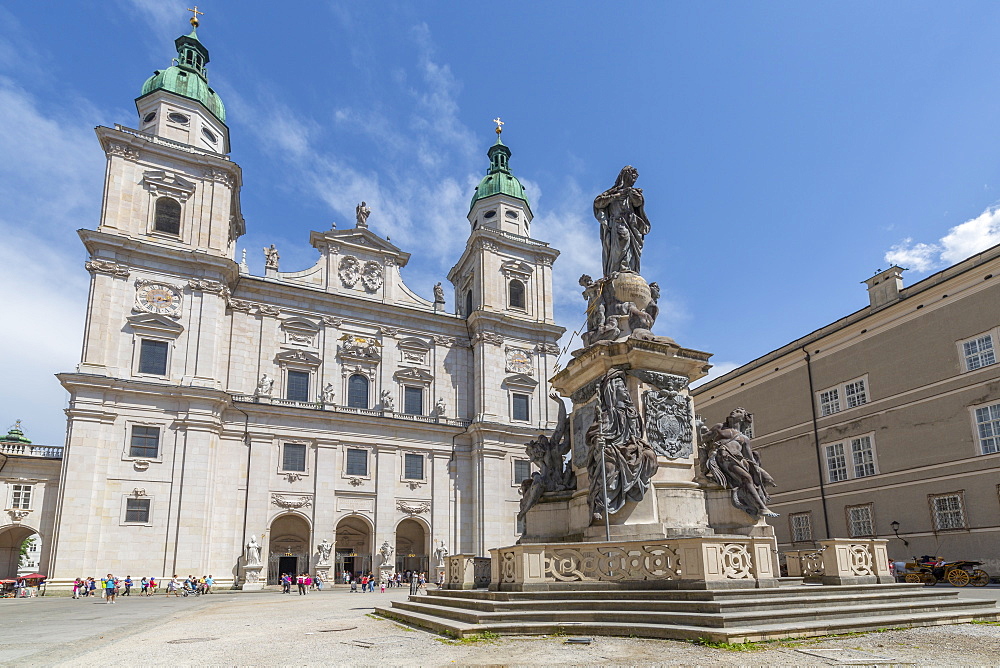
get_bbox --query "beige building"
[692,245,1000,573]
[45,21,563,586]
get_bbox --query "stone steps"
[374,584,1000,642]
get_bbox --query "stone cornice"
[79,229,240,285]
[96,125,241,187]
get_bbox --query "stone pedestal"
[242,565,264,591]
[445,554,477,589]
[818,538,894,585]
[520,335,763,544]
[315,565,331,585]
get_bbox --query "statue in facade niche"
[356,201,371,228]
[263,244,279,270]
[380,389,395,412]
[518,391,577,520]
[379,540,394,564]
[245,535,261,566]
[255,374,274,397]
[593,165,651,277]
[587,369,656,521]
[435,397,447,417]
[700,407,778,518]
[317,539,332,565]
[321,383,336,404]
[434,542,449,567]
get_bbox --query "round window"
[202,127,217,143]
[142,111,156,124]
[505,210,518,219]
[484,210,497,219]
[168,112,189,124]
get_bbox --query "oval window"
[505,210,518,219]
[484,210,497,219]
[202,127,217,143]
[142,111,156,124]
[168,112,189,124]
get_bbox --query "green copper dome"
[139,28,226,123]
[469,136,530,214]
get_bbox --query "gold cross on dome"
[187,6,204,27]
[493,117,504,135]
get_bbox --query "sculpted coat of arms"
[643,388,694,459]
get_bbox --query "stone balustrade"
[0,442,63,459]
[484,536,778,591]
[232,394,472,427]
[783,538,893,585]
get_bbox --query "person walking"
[123,575,132,596]
[315,573,323,591]
[140,577,148,596]
[72,578,81,599]
[204,575,214,594]
[88,577,97,597]
[105,574,117,604]
[149,576,156,595]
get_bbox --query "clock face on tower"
[135,282,181,318]
[505,348,533,375]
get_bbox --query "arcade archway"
[267,514,310,585]
[334,516,372,580]
[395,518,428,575]
[0,525,39,580]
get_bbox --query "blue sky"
[3,1,1000,445]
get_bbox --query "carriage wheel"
[971,569,990,587]
[904,573,922,583]
[922,573,938,586]
[947,569,970,587]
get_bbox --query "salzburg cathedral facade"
[46,19,563,586]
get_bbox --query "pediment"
[142,170,196,200]
[125,312,184,336]
[281,316,320,332]
[310,228,411,267]
[502,373,538,389]
[393,367,435,383]
[275,349,322,366]
[501,259,534,276]
[398,336,431,351]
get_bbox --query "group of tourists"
[71,574,215,600]
[346,571,427,593]
[278,572,323,594]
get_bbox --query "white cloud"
[0,77,103,445]
[884,206,1000,273]
[123,0,187,45]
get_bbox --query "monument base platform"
[375,582,1000,642]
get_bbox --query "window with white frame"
[129,425,161,458]
[961,333,996,372]
[825,434,878,482]
[511,393,530,422]
[974,403,1000,455]
[825,443,849,482]
[403,453,425,480]
[847,504,874,537]
[930,492,966,531]
[789,512,812,542]
[124,498,151,523]
[286,370,310,402]
[817,376,869,416]
[403,386,424,415]
[513,458,531,485]
[10,484,32,509]
[282,443,307,472]
[138,339,169,375]
[346,448,368,476]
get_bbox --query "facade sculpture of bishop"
[593,165,651,277]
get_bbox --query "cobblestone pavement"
[1,585,998,666]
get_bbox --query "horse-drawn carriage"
[899,555,990,587]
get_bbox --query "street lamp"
[890,520,909,548]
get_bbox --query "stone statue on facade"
[587,369,656,521]
[356,201,371,228]
[255,374,274,397]
[380,389,395,412]
[379,540,394,564]
[593,165,650,277]
[700,408,778,518]
[518,391,577,521]
[246,535,262,566]
[321,383,336,404]
[434,542,449,567]
[263,244,279,270]
[317,539,332,566]
[435,397,447,417]
[433,282,445,304]
[341,336,380,359]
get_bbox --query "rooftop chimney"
[863,266,905,310]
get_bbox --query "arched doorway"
[267,514,310,585]
[395,518,428,576]
[0,526,39,580]
[334,516,372,581]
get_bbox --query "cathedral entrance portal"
[334,516,372,580]
[267,514,310,585]
[395,518,429,576]
[0,525,39,580]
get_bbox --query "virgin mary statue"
[593,165,651,277]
